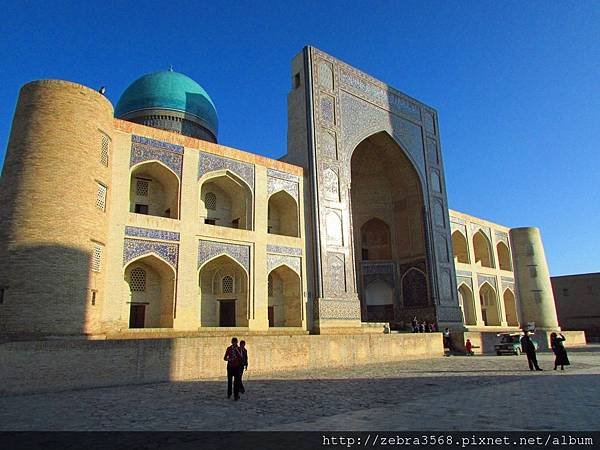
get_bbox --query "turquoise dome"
[115,70,218,135]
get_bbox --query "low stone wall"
[0,333,442,395]
[452,330,587,354]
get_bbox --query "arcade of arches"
[350,132,431,327]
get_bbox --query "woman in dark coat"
[550,332,570,371]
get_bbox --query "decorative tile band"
[267,254,301,275]
[131,136,184,178]
[457,276,473,289]
[456,270,473,277]
[267,176,299,201]
[477,274,497,289]
[198,240,250,273]
[125,226,180,242]
[123,238,179,269]
[495,231,509,244]
[132,135,184,154]
[338,67,420,120]
[361,262,395,275]
[198,152,254,191]
[450,216,467,225]
[267,168,299,182]
[266,245,302,256]
[501,276,515,284]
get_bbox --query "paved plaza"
[1,345,599,431]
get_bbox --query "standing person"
[411,316,418,333]
[521,331,543,371]
[443,327,452,351]
[465,338,473,356]
[223,337,243,400]
[239,340,249,393]
[550,332,570,371]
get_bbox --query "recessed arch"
[479,282,500,326]
[401,267,429,308]
[503,288,519,326]
[267,264,302,327]
[457,282,476,325]
[199,169,253,230]
[473,230,494,268]
[452,230,470,264]
[351,131,430,323]
[267,190,299,237]
[130,160,180,219]
[360,218,392,261]
[497,241,512,271]
[124,254,176,329]
[199,254,248,327]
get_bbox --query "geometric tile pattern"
[124,226,180,242]
[198,240,250,273]
[266,245,302,256]
[198,152,255,191]
[130,135,184,178]
[123,238,179,270]
[267,254,301,275]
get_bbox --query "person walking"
[223,337,243,400]
[550,332,570,371]
[239,340,249,393]
[521,331,543,371]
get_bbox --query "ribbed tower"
[510,227,560,330]
[0,80,114,335]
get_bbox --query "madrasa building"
[0,47,565,342]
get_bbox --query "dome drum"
[119,107,217,142]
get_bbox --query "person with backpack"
[223,337,243,400]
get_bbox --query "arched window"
[205,192,217,210]
[130,268,146,292]
[473,230,494,268]
[222,275,234,294]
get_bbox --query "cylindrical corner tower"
[509,227,560,330]
[0,80,114,335]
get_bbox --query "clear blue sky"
[1,1,598,276]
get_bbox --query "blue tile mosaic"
[198,240,250,273]
[266,245,302,256]
[130,135,184,178]
[123,238,179,269]
[125,226,180,242]
[198,152,255,191]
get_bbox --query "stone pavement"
[1,346,599,431]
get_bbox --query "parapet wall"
[0,333,443,395]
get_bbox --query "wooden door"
[219,300,236,327]
[268,306,274,327]
[129,304,145,328]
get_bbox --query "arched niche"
[457,283,476,326]
[473,230,494,268]
[267,265,302,327]
[268,191,299,237]
[124,254,175,328]
[497,241,512,271]
[130,161,180,219]
[360,218,392,261]
[479,282,500,326]
[452,230,470,264]
[503,288,519,326]
[199,255,248,327]
[199,171,253,230]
